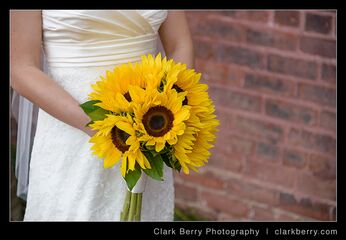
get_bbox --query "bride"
[10,10,194,221]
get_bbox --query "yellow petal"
[128,152,136,171]
[104,148,122,168]
[167,135,178,145]
[116,121,135,135]
[155,141,165,152]
[174,108,190,124]
[146,138,156,146]
[121,155,128,177]
[136,150,145,169]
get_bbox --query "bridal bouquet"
[80,54,219,221]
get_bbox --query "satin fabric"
[42,10,167,67]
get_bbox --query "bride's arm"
[10,11,96,137]
[158,11,194,68]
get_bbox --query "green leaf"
[80,100,101,114]
[124,167,141,191]
[149,145,171,157]
[142,151,164,181]
[86,120,94,127]
[88,107,109,121]
[170,155,182,172]
[162,154,181,172]
[145,145,155,151]
[80,100,109,123]
[149,150,159,157]
[173,161,182,172]
[162,154,173,168]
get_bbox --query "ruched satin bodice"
[42,10,167,67]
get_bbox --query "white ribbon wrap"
[128,173,148,193]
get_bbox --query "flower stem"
[135,193,142,221]
[128,193,137,221]
[120,190,131,221]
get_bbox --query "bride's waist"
[43,34,158,68]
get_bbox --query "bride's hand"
[84,127,97,137]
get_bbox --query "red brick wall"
[174,10,336,221]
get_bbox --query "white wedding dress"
[24,10,174,221]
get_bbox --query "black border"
[4,1,344,239]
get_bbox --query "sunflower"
[88,62,143,113]
[172,90,219,174]
[89,113,151,177]
[140,53,167,90]
[164,66,212,115]
[140,53,186,92]
[131,88,191,153]
[173,114,219,174]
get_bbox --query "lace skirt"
[23,66,174,221]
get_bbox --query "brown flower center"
[142,106,174,137]
[172,84,188,105]
[111,126,130,153]
[123,92,132,102]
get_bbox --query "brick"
[176,205,219,221]
[252,207,275,220]
[265,99,318,125]
[225,177,278,205]
[209,147,244,173]
[300,36,336,58]
[305,13,332,34]
[256,142,280,161]
[279,192,331,220]
[194,39,216,61]
[239,11,269,22]
[283,148,308,168]
[246,28,297,50]
[216,44,265,68]
[194,209,219,221]
[214,11,269,22]
[321,64,336,82]
[209,132,246,172]
[287,128,336,155]
[186,11,209,21]
[330,206,336,221]
[214,108,234,133]
[202,191,249,217]
[274,11,300,27]
[298,83,336,107]
[244,160,296,188]
[268,54,318,80]
[174,183,198,202]
[333,16,336,37]
[319,110,336,131]
[308,153,336,180]
[275,211,302,221]
[209,85,262,112]
[297,173,336,200]
[244,74,295,97]
[229,135,256,156]
[196,60,228,81]
[217,212,243,221]
[195,40,266,69]
[177,170,225,190]
[196,60,243,87]
[234,116,284,144]
[208,131,254,172]
[215,10,237,18]
[194,18,244,42]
